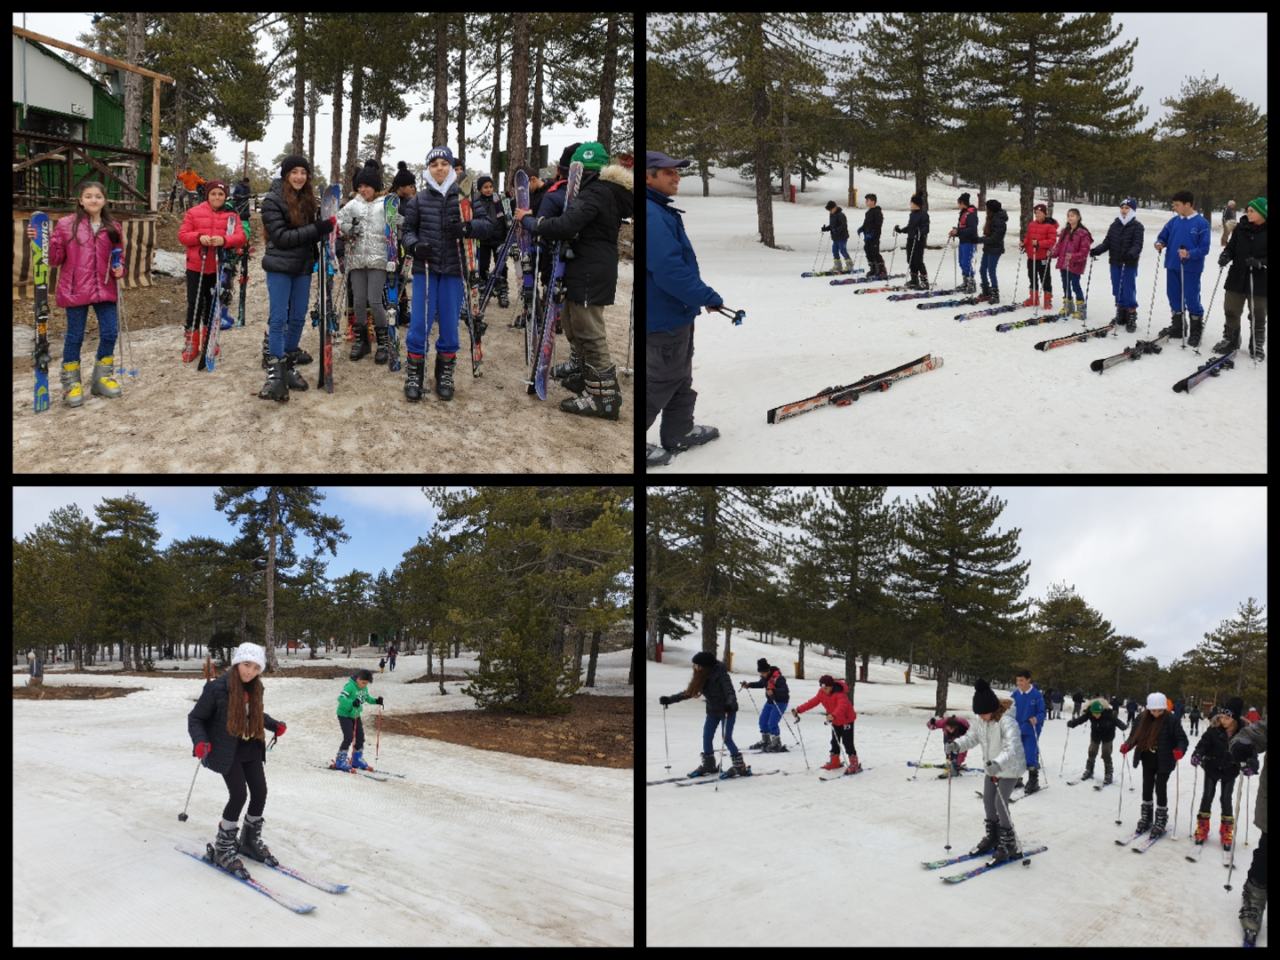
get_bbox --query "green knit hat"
[1247,197,1267,219]
[571,142,609,171]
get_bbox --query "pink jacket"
[1052,225,1093,276]
[178,202,247,274]
[46,214,123,309]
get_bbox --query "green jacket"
[337,677,376,718]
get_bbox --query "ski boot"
[1057,296,1073,318]
[721,752,751,778]
[1239,878,1266,946]
[60,360,84,408]
[1073,299,1086,321]
[257,356,289,402]
[560,363,622,420]
[219,305,235,330]
[821,754,843,771]
[284,350,309,391]
[1022,291,1041,308]
[1187,313,1204,348]
[1079,762,1095,781]
[969,818,999,857]
[1213,332,1241,354]
[980,280,991,302]
[1248,342,1265,361]
[1023,766,1040,795]
[551,350,586,394]
[991,824,1022,863]
[1168,311,1185,339]
[988,287,1000,305]
[89,357,122,399]
[404,354,426,402]
[1125,308,1138,333]
[845,754,862,775]
[351,750,372,771]
[664,424,719,454]
[182,328,200,363]
[1148,805,1168,839]
[647,444,673,468]
[1043,292,1054,312]
[350,320,371,361]
[1193,811,1211,844]
[1101,765,1113,785]
[687,752,717,778]
[435,353,457,401]
[767,733,788,753]
[374,325,390,364]
[210,820,249,875]
[747,737,766,751]
[261,330,271,369]
[1220,814,1235,851]
[237,814,278,867]
[1135,800,1153,835]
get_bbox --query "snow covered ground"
[648,168,1266,472]
[646,633,1265,947]
[13,651,633,946]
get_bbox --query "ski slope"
[13,652,633,946]
[646,632,1264,947]
[648,168,1266,472]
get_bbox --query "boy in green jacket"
[333,668,384,771]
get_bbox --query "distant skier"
[186,643,287,874]
[856,193,887,279]
[1227,712,1266,946]
[740,658,790,752]
[1118,692,1189,841]
[1065,696,1127,784]
[1189,696,1245,854]
[947,192,979,294]
[894,194,930,290]
[334,669,384,772]
[658,651,745,779]
[945,679,1027,863]
[822,200,852,274]
[1188,701,1202,735]
[792,674,861,775]
[1071,689,1083,719]
[1011,669,1047,794]
[927,714,972,778]
[978,198,1008,303]
[387,644,397,672]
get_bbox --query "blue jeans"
[831,239,849,260]
[980,252,1002,290]
[959,242,976,277]
[1060,269,1084,300]
[702,713,739,756]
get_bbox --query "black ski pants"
[220,737,268,822]
[647,322,697,447]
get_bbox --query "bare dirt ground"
[12,212,635,473]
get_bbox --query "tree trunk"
[586,629,601,687]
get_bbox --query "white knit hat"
[1146,692,1167,711]
[231,643,266,671]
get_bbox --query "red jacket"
[1023,217,1058,260]
[796,681,856,725]
[178,201,247,274]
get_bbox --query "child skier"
[1065,696,1128,784]
[740,658,790,752]
[186,643,287,874]
[821,200,852,274]
[927,714,972,777]
[334,668,384,771]
[658,651,746,778]
[1089,197,1144,333]
[947,192,980,294]
[945,679,1026,862]
[979,199,1008,303]
[1189,696,1245,852]
[1012,669,1047,794]
[895,194,930,290]
[1118,692,1189,840]
[792,674,860,774]
[1227,714,1267,946]
[1051,208,1093,320]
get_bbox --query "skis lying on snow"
[996,313,1068,332]
[1091,329,1171,372]
[175,841,318,913]
[940,845,1049,883]
[917,297,983,310]
[766,353,943,424]
[830,273,906,286]
[321,763,390,782]
[819,766,873,781]
[1034,324,1115,351]
[886,287,963,301]
[906,761,978,771]
[674,769,784,786]
[922,849,997,870]
[955,303,1020,321]
[802,268,865,278]
[850,285,910,295]
[1172,350,1236,393]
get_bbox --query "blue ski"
[175,841,316,913]
[941,845,1048,883]
[922,849,993,870]
[1132,832,1166,853]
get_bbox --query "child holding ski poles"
[945,679,1027,863]
[474,175,511,308]
[1052,208,1093,320]
[178,179,246,365]
[822,200,853,274]
[333,668,384,772]
[1154,189,1211,347]
[658,651,745,778]
[1089,197,1144,333]
[792,674,861,774]
[1188,696,1245,852]
[740,658,790,753]
[926,714,972,778]
[1118,692,1189,842]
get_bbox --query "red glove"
[1172,748,1183,762]
[1118,742,1131,755]
[194,741,212,760]
[274,723,287,738]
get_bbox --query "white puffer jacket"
[952,706,1027,779]
[336,193,394,271]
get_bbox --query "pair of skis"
[175,840,349,913]
[802,268,865,278]
[886,287,962,301]
[381,194,403,372]
[314,184,341,392]
[198,217,239,372]
[457,182,485,377]
[922,845,1049,883]
[674,769,784,786]
[530,161,584,399]
[830,273,905,286]
[765,353,944,424]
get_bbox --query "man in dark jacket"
[857,193,887,279]
[646,150,721,468]
[1067,696,1129,784]
[1214,196,1267,359]
[741,658,791,752]
[1090,197,1145,333]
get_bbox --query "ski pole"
[711,305,745,326]
[1224,773,1245,891]
[1198,263,1225,357]
[1115,755,1127,825]
[1030,241,1040,318]
[622,292,633,377]
[910,726,935,781]
[177,755,203,822]
[1186,763,1198,845]
[1242,776,1250,846]
[716,715,728,773]
[741,683,762,729]
[662,705,671,773]
[780,710,808,770]
[791,710,809,770]
[811,230,825,274]
[1143,259,1160,339]
[375,704,382,764]
[930,234,953,289]
[888,235,899,278]
[1113,262,1125,337]
[1059,722,1071,776]
[1179,254,1187,350]
[944,746,953,851]
[1171,761,1180,839]
[992,774,1021,853]
[1082,255,1096,326]
[1033,717,1050,785]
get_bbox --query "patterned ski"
[1034,324,1115,351]
[830,273,905,286]
[766,354,943,424]
[940,845,1048,883]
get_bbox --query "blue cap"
[646,150,690,170]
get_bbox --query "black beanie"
[391,161,416,190]
[692,651,716,668]
[355,159,383,191]
[1224,697,1246,722]
[972,679,1000,714]
[958,192,971,205]
[280,154,311,181]
[756,658,770,672]
[558,142,582,174]
[824,200,837,210]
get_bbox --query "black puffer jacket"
[1191,723,1243,777]
[259,180,326,278]
[525,164,632,305]
[474,192,509,250]
[1221,218,1267,297]
[1066,698,1129,743]
[1122,710,1189,777]
[744,667,790,702]
[826,208,850,243]
[1091,216,1144,267]
[981,206,1009,254]
[186,673,283,775]
[399,179,495,278]
[668,661,739,716]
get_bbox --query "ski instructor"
[646,149,721,469]
[186,642,287,876]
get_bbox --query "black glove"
[375,697,384,706]
[1244,257,1263,269]
[414,241,432,261]
[659,696,672,706]
[821,225,830,233]
[1218,252,1231,267]
[894,225,902,233]
[316,218,335,237]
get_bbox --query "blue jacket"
[647,186,721,333]
[1012,684,1047,738]
[1155,213,1211,270]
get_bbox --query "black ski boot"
[1149,805,1168,839]
[237,814,278,867]
[721,752,751,778]
[1168,311,1184,339]
[647,444,673,468]
[404,354,426,402]
[969,818,999,857]
[665,424,720,454]
[1101,766,1113,786]
[374,325,390,364]
[497,274,510,309]
[257,356,289,402]
[284,350,309,391]
[350,321,371,360]
[551,350,586,394]
[980,280,991,301]
[1024,766,1040,795]
[687,752,717,778]
[747,737,766,751]
[435,353,457,401]
[1213,331,1241,354]
[1187,313,1204,348]
[988,287,1000,305]
[560,363,622,420]
[991,824,1022,863]
[1239,878,1266,946]
[210,820,249,875]
[1135,800,1154,835]
[1126,308,1138,333]
[1248,341,1265,361]
[1080,762,1095,781]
